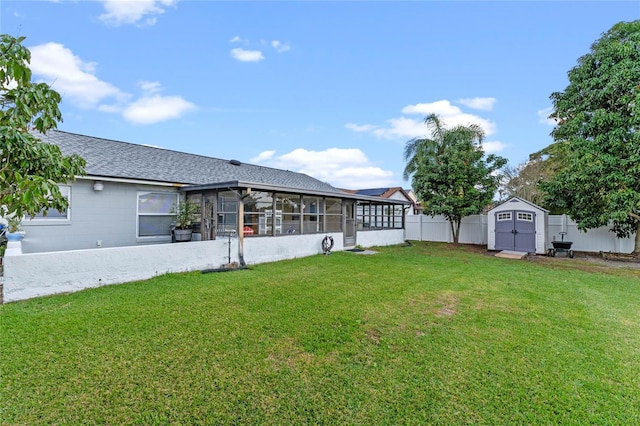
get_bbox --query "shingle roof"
[37,130,344,194]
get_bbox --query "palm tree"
[403,114,504,244]
[403,114,485,181]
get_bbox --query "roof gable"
[489,196,549,213]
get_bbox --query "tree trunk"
[450,219,460,244]
[634,221,640,255]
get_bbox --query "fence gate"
[495,210,536,252]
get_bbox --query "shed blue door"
[495,210,536,252]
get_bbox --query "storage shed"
[488,197,548,254]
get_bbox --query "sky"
[1,1,638,190]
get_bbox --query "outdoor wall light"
[93,181,104,192]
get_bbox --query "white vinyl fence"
[405,215,489,245]
[405,214,634,254]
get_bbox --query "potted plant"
[171,201,199,242]
[5,215,25,241]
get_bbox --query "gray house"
[22,130,409,254]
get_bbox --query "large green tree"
[501,142,568,210]
[541,21,640,253]
[1,34,85,221]
[404,114,507,244]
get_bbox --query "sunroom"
[180,180,408,248]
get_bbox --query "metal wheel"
[569,250,574,258]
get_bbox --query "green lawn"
[2,242,639,425]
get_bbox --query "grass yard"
[1,242,640,425]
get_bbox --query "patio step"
[495,250,528,259]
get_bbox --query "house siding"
[21,180,178,253]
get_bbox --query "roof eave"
[181,181,412,204]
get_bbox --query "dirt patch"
[435,306,457,317]
[365,328,381,345]
[600,252,640,263]
[434,294,458,317]
[527,251,640,270]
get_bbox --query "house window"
[244,191,273,236]
[186,193,202,234]
[356,202,404,230]
[302,196,324,234]
[31,185,71,221]
[276,193,301,235]
[217,191,238,234]
[137,191,178,238]
[325,198,342,232]
[371,204,383,229]
[517,212,533,221]
[384,204,404,229]
[497,212,512,221]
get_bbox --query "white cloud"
[348,99,498,142]
[458,97,497,111]
[98,0,177,27]
[482,140,508,153]
[29,42,195,125]
[251,148,396,189]
[230,48,265,62]
[122,94,195,124]
[271,40,291,53]
[139,80,162,95]
[344,123,377,133]
[122,81,195,124]
[29,42,127,109]
[537,107,557,126]
[402,100,497,135]
[250,150,276,163]
[402,100,462,116]
[372,117,427,139]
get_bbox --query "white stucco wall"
[244,233,343,264]
[3,240,230,303]
[356,229,405,248]
[2,229,405,303]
